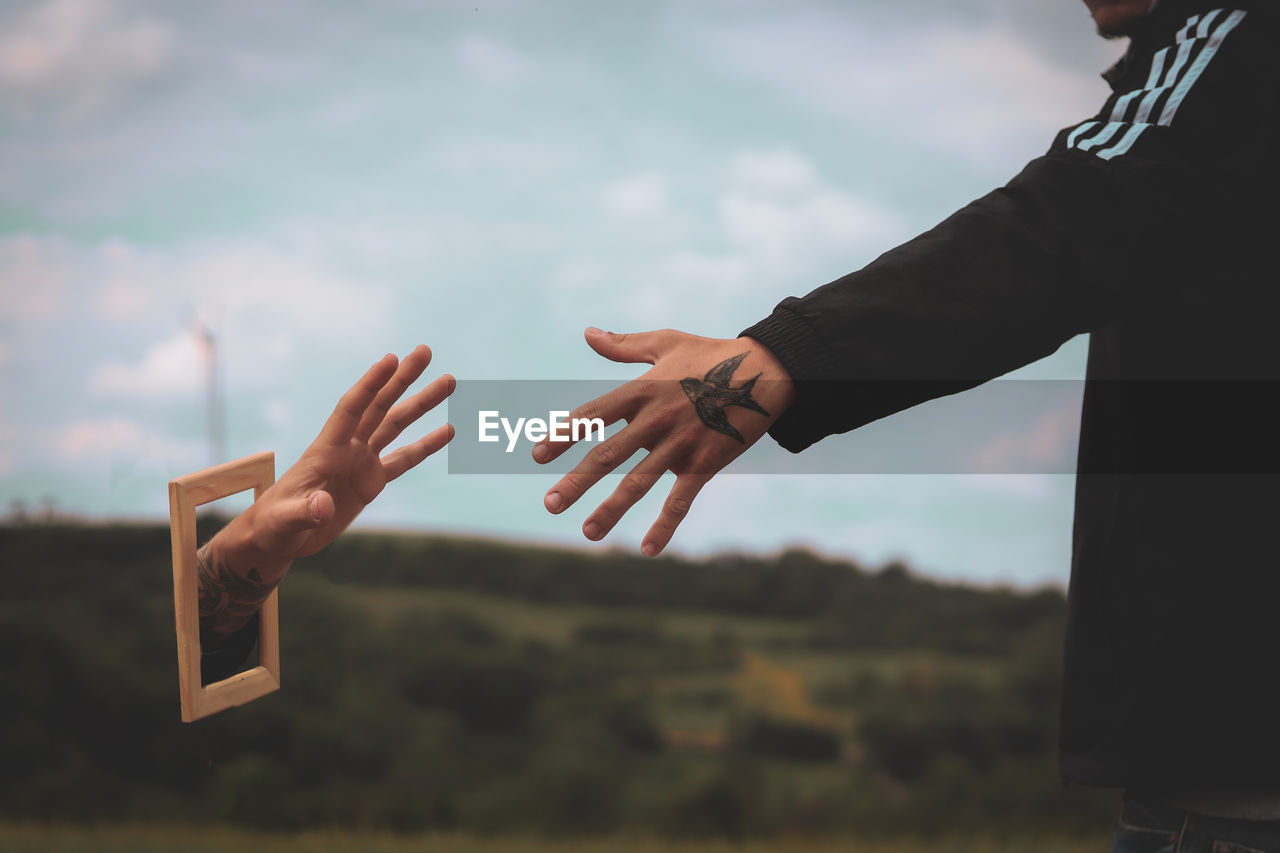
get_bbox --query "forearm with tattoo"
[197,541,274,639]
[679,352,771,443]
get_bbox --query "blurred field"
[0,823,1112,853]
[314,577,1003,736]
[1,522,1119,841]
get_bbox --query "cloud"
[92,238,154,319]
[964,473,1056,499]
[0,0,174,121]
[3,232,405,504]
[91,328,205,398]
[557,149,907,331]
[171,243,392,335]
[721,149,906,267]
[547,257,610,297]
[2,230,399,472]
[689,11,1111,172]
[456,34,528,83]
[3,232,392,341]
[968,401,1080,473]
[63,416,150,456]
[0,233,71,318]
[434,138,574,176]
[602,171,671,221]
[262,398,294,432]
[726,149,818,195]
[654,250,754,293]
[57,416,204,474]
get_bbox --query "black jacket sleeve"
[743,3,1279,452]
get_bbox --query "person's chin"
[1094,12,1141,37]
[1091,2,1155,38]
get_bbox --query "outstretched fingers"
[641,474,710,557]
[532,383,637,466]
[580,452,669,541]
[318,353,399,447]
[543,421,652,514]
[354,345,433,445]
[382,423,455,482]
[369,372,455,452]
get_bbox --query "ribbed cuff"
[740,304,833,383]
[741,306,839,453]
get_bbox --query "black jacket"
[743,0,1280,787]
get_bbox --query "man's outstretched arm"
[198,345,454,644]
[534,6,1279,555]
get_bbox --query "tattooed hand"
[533,328,794,557]
[198,346,454,639]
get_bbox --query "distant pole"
[194,320,226,466]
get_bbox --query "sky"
[0,0,1127,587]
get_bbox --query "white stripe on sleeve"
[1158,9,1246,127]
[1078,122,1126,152]
[1066,121,1100,149]
[1097,124,1150,161]
[1111,47,1169,122]
[1132,33,1200,123]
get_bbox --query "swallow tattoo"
[680,352,770,443]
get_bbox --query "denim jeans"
[1112,796,1280,853]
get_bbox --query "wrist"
[212,507,293,585]
[735,336,796,416]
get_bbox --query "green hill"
[0,520,1115,839]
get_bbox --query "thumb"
[249,489,335,558]
[584,327,678,364]
[303,490,335,527]
[264,490,334,536]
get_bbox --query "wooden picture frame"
[168,451,280,722]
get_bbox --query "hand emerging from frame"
[534,328,794,557]
[198,346,454,639]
